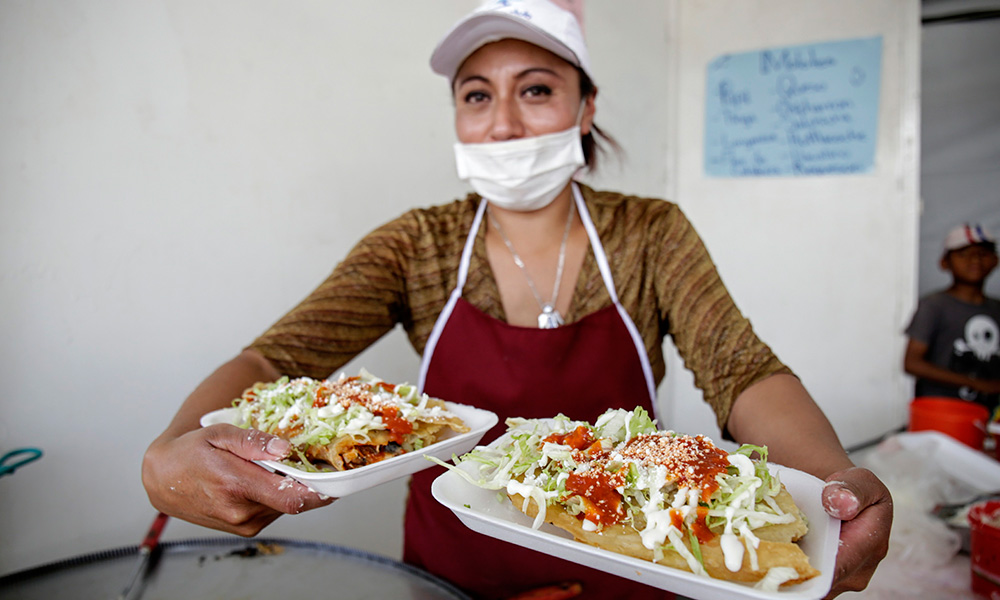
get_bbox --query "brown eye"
[523,84,552,98]
[463,90,489,104]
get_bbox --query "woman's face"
[452,39,595,144]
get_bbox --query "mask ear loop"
[570,99,589,179]
[575,98,588,128]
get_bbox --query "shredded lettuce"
[687,528,704,566]
[233,372,452,459]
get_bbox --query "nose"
[488,96,524,141]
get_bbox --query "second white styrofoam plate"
[431,446,839,599]
[200,402,498,498]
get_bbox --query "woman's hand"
[727,375,894,597]
[142,422,335,536]
[141,349,332,536]
[821,467,893,598]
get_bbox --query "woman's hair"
[578,68,621,172]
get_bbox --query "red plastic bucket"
[969,500,1000,598]
[908,397,989,450]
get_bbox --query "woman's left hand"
[820,467,893,598]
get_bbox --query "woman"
[142,1,891,598]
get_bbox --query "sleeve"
[650,206,792,433]
[246,214,415,379]
[903,296,937,345]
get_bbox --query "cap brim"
[430,13,581,81]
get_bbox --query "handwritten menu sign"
[704,37,882,177]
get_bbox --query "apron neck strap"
[455,199,488,289]
[572,183,620,304]
[424,185,656,406]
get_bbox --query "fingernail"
[266,437,291,458]
[826,488,859,519]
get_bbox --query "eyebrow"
[455,67,563,90]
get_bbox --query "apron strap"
[573,184,619,303]
[418,199,487,392]
[572,184,658,406]
[420,187,656,408]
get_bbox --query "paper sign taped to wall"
[704,36,882,177]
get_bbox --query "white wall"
[659,0,921,451]
[0,0,670,574]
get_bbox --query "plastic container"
[968,500,1000,598]
[909,397,990,450]
[892,430,1000,492]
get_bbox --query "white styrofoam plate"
[432,454,839,600]
[200,402,498,498]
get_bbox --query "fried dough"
[507,485,819,586]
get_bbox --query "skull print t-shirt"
[906,291,1000,409]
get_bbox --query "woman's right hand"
[141,422,335,536]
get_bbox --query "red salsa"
[377,405,413,443]
[544,426,595,451]
[565,466,627,526]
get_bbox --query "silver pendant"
[537,304,564,329]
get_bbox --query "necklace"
[487,201,574,329]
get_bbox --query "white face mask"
[453,123,586,212]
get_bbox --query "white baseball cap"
[943,223,996,253]
[430,0,592,83]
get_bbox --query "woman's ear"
[580,88,597,136]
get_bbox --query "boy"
[904,223,1000,412]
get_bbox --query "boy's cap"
[430,0,591,83]
[944,223,996,252]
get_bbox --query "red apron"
[405,184,667,599]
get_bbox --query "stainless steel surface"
[0,538,471,600]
